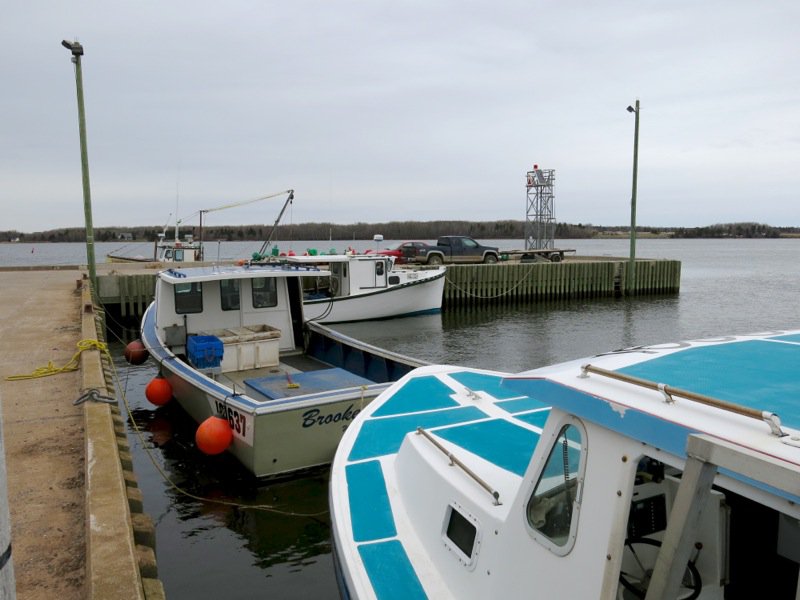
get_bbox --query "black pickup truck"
[413,236,500,265]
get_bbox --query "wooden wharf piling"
[95,258,680,318]
[442,258,681,305]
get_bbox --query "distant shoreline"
[3,220,797,243]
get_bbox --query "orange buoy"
[195,416,233,455]
[124,339,149,365]
[236,258,246,266]
[145,376,172,406]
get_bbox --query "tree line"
[1,220,797,243]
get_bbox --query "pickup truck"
[414,236,500,265]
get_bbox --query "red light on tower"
[533,164,538,170]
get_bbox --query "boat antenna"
[259,189,294,256]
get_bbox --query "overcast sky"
[2,1,799,233]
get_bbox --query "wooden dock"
[96,258,681,318]
[442,258,681,305]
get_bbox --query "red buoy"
[145,376,172,406]
[124,339,149,365]
[195,416,233,455]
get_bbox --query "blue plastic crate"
[187,335,224,369]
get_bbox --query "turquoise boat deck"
[343,370,550,598]
[339,334,800,598]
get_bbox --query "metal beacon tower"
[524,164,555,251]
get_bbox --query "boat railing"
[416,427,502,505]
[305,321,429,368]
[579,363,786,437]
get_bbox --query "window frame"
[440,501,482,570]
[524,416,587,556]
[220,279,241,311]
[174,282,203,314]
[251,277,278,309]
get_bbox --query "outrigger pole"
[193,189,294,260]
[259,190,294,256]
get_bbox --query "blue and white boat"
[329,331,800,599]
[140,261,426,479]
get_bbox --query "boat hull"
[141,301,425,478]
[159,357,386,477]
[303,270,445,323]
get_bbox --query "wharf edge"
[93,258,682,318]
[0,268,163,599]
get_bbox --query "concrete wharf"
[95,257,681,319]
[0,268,163,599]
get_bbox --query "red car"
[366,241,431,264]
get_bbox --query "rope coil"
[4,339,108,381]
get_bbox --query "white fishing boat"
[107,230,203,264]
[139,261,426,479]
[289,255,446,324]
[330,331,800,599]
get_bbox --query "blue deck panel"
[770,333,800,344]
[346,461,396,542]
[433,418,541,476]
[496,396,550,414]
[244,367,375,400]
[348,406,488,462]
[513,409,551,430]
[448,371,526,400]
[617,339,800,430]
[358,540,427,600]
[372,376,458,417]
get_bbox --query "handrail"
[579,363,785,437]
[416,427,501,505]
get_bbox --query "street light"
[627,100,640,295]
[62,39,97,296]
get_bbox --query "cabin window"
[446,506,477,558]
[252,277,278,308]
[376,261,384,276]
[174,282,203,314]
[526,422,584,553]
[174,249,184,262]
[220,279,240,311]
[441,502,481,569]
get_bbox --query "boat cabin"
[153,264,326,368]
[155,232,203,263]
[288,254,398,298]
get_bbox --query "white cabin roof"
[158,263,330,284]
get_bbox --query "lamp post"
[626,100,640,295]
[61,39,97,295]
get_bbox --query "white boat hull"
[303,270,445,323]
[141,296,425,479]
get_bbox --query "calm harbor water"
[4,237,800,598]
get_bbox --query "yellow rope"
[4,339,108,381]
